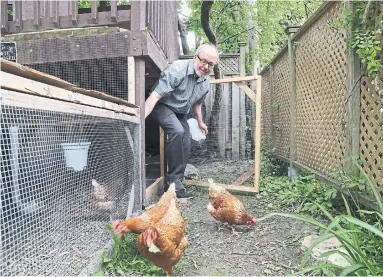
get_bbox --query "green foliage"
[78,0,130,9]
[186,0,322,69]
[260,150,339,215]
[264,159,383,276]
[253,0,322,67]
[331,1,383,78]
[96,224,162,276]
[186,0,252,53]
[260,173,340,215]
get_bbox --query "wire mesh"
[0,89,141,275]
[29,57,130,101]
[5,30,132,102]
[188,75,256,179]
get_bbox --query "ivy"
[332,1,383,78]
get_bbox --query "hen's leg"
[217,222,229,232]
[230,225,242,238]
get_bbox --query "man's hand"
[198,121,208,136]
[144,91,162,119]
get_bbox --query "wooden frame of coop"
[150,75,262,194]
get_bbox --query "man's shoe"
[163,184,169,192]
[176,189,193,199]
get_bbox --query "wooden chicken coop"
[0,0,179,275]
[1,0,180,196]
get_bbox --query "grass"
[95,225,162,276]
[261,159,383,276]
[97,152,383,276]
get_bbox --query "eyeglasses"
[196,55,215,68]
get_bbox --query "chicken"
[92,179,109,201]
[207,179,256,236]
[112,183,177,235]
[136,198,187,276]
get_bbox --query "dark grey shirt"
[152,59,210,114]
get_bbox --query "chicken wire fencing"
[0,90,142,276]
[188,80,256,165]
[3,29,133,102]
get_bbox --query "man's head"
[193,44,219,77]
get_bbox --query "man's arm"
[193,103,208,135]
[145,91,162,119]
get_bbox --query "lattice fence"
[180,54,240,75]
[359,4,383,191]
[260,1,383,193]
[272,51,290,159]
[295,1,347,174]
[260,69,271,151]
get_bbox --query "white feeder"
[61,142,91,171]
[187,118,206,141]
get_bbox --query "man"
[145,44,219,199]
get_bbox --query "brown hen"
[137,198,187,276]
[112,183,177,236]
[207,179,256,235]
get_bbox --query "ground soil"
[165,160,316,276]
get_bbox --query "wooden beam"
[52,1,59,27]
[286,27,298,179]
[234,81,257,103]
[143,31,168,71]
[145,177,164,203]
[184,180,257,193]
[71,0,78,25]
[128,56,136,104]
[160,127,165,177]
[91,0,98,23]
[254,76,262,192]
[1,71,139,119]
[231,166,255,186]
[7,9,131,34]
[1,0,9,33]
[131,0,148,198]
[33,0,40,27]
[345,1,361,176]
[110,0,118,22]
[232,83,240,160]
[14,0,22,30]
[210,75,258,84]
[1,89,138,123]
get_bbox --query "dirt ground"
[170,160,316,276]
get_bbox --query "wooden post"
[270,64,276,149]
[345,1,361,176]
[127,56,136,104]
[254,76,262,191]
[286,26,300,181]
[131,0,147,200]
[160,127,165,178]
[1,0,8,34]
[232,82,240,160]
[14,0,22,30]
[238,42,247,160]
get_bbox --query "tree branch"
[220,26,256,44]
[201,0,216,45]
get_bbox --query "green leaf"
[342,216,383,239]
[340,264,367,276]
[94,271,104,276]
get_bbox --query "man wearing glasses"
[145,44,219,199]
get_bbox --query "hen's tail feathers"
[207,203,216,214]
[91,179,99,187]
[168,182,176,193]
